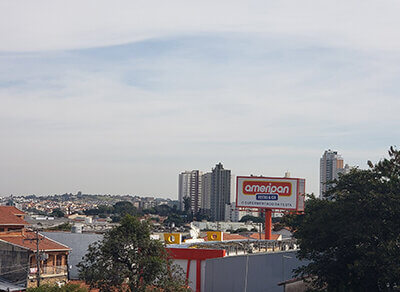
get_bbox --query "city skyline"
[1,1,399,198]
[0,152,382,199]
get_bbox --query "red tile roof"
[5,206,26,215]
[0,231,70,251]
[203,233,250,241]
[247,233,281,240]
[221,233,249,241]
[0,206,28,226]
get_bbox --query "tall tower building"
[210,163,231,221]
[201,172,212,211]
[178,170,202,213]
[320,150,350,198]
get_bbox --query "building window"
[56,255,62,266]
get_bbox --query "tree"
[78,215,189,292]
[182,197,190,213]
[113,201,138,216]
[231,227,250,233]
[48,222,72,231]
[164,213,186,227]
[283,147,400,291]
[111,201,140,222]
[183,196,193,222]
[51,208,65,218]
[84,205,114,216]
[239,215,263,223]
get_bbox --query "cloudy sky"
[1,0,400,198]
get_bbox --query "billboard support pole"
[265,209,272,240]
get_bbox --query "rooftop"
[0,230,70,252]
[202,232,282,242]
[247,233,281,241]
[0,206,28,226]
[168,238,298,256]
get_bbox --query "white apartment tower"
[178,170,202,213]
[320,150,350,198]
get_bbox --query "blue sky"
[1,1,400,198]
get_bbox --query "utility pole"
[24,229,41,287]
[35,229,41,287]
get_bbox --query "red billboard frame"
[235,176,305,211]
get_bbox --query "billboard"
[236,176,305,211]
[164,233,182,244]
[206,231,223,241]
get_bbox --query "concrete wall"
[42,232,102,279]
[204,251,307,292]
[0,241,29,287]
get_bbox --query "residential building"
[225,203,242,222]
[224,203,259,222]
[201,172,212,211]
[0,206,70,289]
[210,163,231,221]
[178,170,202,213]
[320,150,350,198]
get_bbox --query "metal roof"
[0,278,25,292]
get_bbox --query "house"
[0,206,70,290]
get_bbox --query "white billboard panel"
[236,176,305,211]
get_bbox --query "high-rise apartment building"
[178,170,202,213]
[320,150,350,198]
[210,163,231,221]
[201,172,212,211]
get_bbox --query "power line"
[0,266,28,276]
[23,229,41,287]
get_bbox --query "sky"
[1,0,400,198]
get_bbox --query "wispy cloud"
[2,1,400,52]
[1,2,400,196]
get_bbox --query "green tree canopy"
[164,213,186,227]
[50,208,65,218]
[239,215,263,223]
[78,215,189,292]
[283,147,400,291]
[113,201,138,216]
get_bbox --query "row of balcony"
[29,265,68,277]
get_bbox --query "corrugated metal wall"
[204,251,307,292]
[42,231,102,279]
